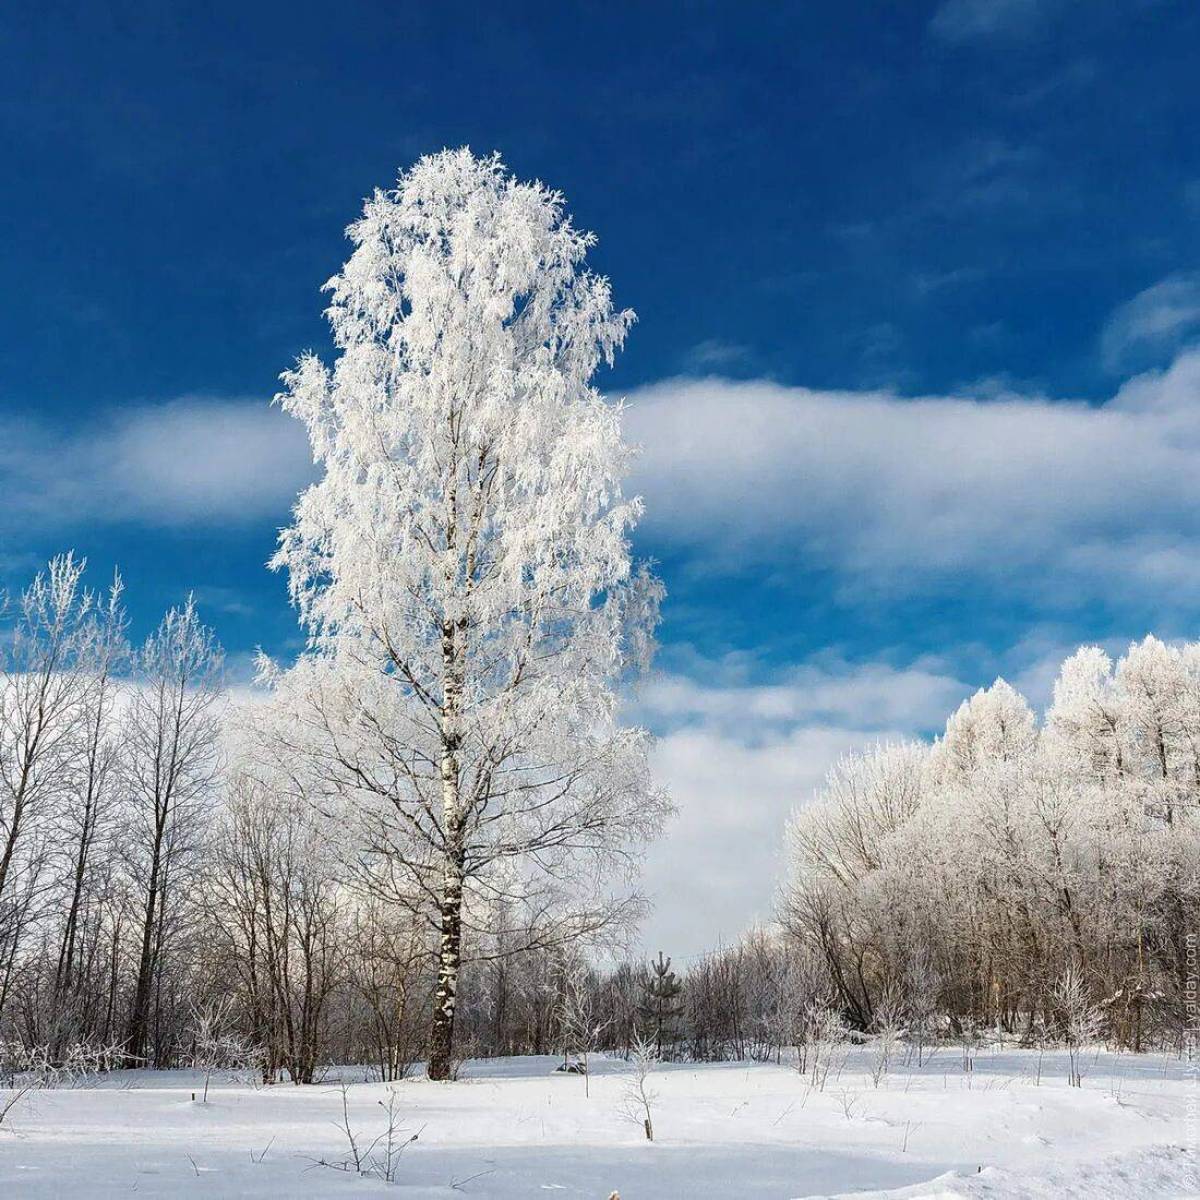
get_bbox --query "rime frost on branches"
[262,149,669,1079]
[783,638,1200,1052]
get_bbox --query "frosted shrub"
[802,1003,850,1092]
[189,999,264,1102]
[619,1035,659,1140]
[869,990,905,1087]
[1054,968,1103,1087]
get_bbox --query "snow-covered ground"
[0,1048,1195,1198]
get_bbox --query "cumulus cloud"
[622,349,1200,605]
[0,397,313,528]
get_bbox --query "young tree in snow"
[1053,966,1102,1087]
[618,1034,659,1141]
[555,955,607,1094]
[638,951,683,1058]
[188,996,263,1102]
[263,149,669,1080]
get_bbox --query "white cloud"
[622,349,1200,605]
[631,656,966,957]
[639,723,870,958]
[682,339,753,371]
[11,344,1200,624]
[0,397,312,528]
[634,658,964,739]
[1100,274,1200,370]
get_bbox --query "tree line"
[0,558,1193,1074]
[783,639,1199,1053]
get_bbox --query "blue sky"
[4,0,1200,952]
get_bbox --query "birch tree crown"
[263,148,670,941]
[272,147,660,705]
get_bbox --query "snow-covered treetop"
[929,678,1037,784]
[272,148,650,713]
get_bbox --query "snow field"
[0,1046,1195,1198]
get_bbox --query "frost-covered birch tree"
[264,149,669,1080]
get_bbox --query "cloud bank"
[0,397,313,528]
[624,349,1200,605]
[10,346,1200,621]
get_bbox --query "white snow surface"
[0,1048,1194,1198]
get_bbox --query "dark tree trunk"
[427,858,464,1080]
[127,821,165,1064]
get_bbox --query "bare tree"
[206,770,343,1084]
[0,555,95,1023]
[350,896,428,1083]
[123,599,222,1066]
[50,574,127,1048]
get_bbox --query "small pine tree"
[639,952,683,1058]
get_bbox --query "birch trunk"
[428,616,465,1081]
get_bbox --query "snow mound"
[815,1144,1198,1200]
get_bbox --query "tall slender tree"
[264,148,669,1079]
[0,554,94,1023]
[124,599,222,1065]
[51,573,128,1046]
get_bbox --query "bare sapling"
[1054,967,1103,1088]
[902,950,940,1068]
[315,1083,419,1182]
[803,1002,849,1092]
[556,959,611,1097]
[189,998,263,1102]
[959,1017,981,1079]
[619,1036,659,1141]
[869,988,905,1088]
